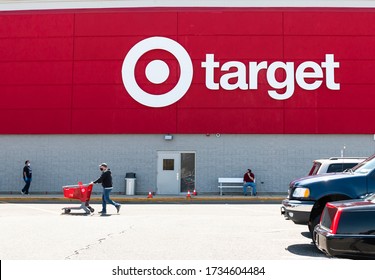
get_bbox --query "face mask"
[27,163,31,166]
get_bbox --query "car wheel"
[309,213,321,243]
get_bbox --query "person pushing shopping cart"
[91,163,121,215]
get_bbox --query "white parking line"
[0,201,60,215]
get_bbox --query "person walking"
[243,168,257,196]
[92,163,121,215]
[21,160,32,195]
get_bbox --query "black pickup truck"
[282,154,375,235]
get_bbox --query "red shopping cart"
[62,182,95,214]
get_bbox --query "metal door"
[157,151,196,194]
[157,152,180,194]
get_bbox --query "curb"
[0,195,285,203]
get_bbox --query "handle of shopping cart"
[62,182,93,189]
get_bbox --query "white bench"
[218,177,254,196]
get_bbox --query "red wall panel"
[178,11,283,35]
[337,61,375,84]
[178,84,282,109]
[73,85,120,109]
[316,85,375,109]
[0,109,71,134]
[111,108,177,133]
[71,108,177,134]
[0,85,72,109]
[0,13,74,37]
[182,35,284,61]
[177,108,284,134]
[284,11,375,35]
[0,62,72,85]
[284,109,318,134]
[284,36,375,60]
[0,38,73,61]
[317,109,375,133]
[1,8,375,134]
[74,11,177,36]
[74,36,144,60]
[73,61,122,84]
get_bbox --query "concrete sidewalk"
[0,193,286,203]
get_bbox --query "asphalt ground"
[4,200,370,280]
[0,201,326,260]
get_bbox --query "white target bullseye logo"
[122,37,193,108]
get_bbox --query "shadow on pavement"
[60,213,91,216]
[301,231,312,239]
[286,243,327,258]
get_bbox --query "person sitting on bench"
[243,168,256,196]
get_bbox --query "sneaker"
[98,211,106,214]
[116,204,121,213]
[21,191,25,195]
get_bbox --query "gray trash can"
[125,173,136,195]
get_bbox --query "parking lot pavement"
[0,202,326,260]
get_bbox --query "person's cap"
[99,163,108,167]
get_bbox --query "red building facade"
[1,8,375,135]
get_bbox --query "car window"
[326,163,359,173]
[309,162,321,175]
[353,155,375,174]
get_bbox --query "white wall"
[1,134,373,194]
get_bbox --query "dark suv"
[282,154,375,235]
